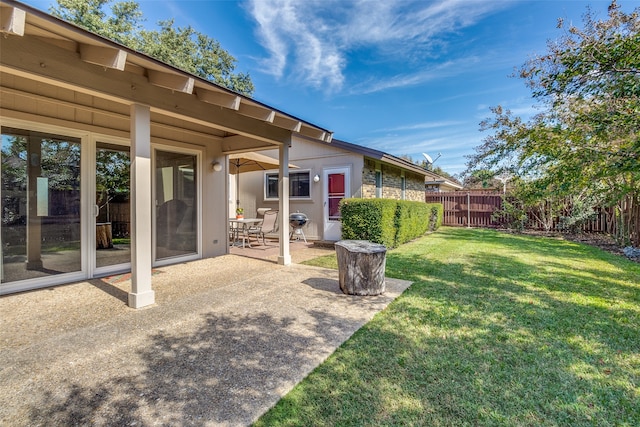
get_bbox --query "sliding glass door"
[1,124,202,291]
[95,142,131,270]
[155,149,198,261]
[1,128,82,283]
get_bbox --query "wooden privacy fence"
[426,192,502,228]
[426,192,639,246]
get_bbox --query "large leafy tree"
[466,1,639,244]
[50,0,254,96]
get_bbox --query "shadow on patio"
[0,253,411,426]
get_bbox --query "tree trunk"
[335,240,386,296]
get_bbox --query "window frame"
[264,169,312,200]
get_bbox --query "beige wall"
[234,137,363,241]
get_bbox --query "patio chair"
[247,210,278,246]
[256,207,272,218]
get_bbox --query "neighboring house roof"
[1,0,332,144]
[425,179,464,191]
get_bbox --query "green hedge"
[340,199,397,248]
[430,203,444,231]
[339,198,443,248]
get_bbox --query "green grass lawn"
[255,227,640,426]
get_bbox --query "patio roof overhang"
[0,0,333,151]
[0,0,328,304]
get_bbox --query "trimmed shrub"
[395,201,430,246]
[340,198,444,248]
[340,198,396,248]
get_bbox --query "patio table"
[229,218,262,248]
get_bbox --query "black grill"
[289,212,308,229]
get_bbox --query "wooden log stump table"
[96,222,113,249]
[335,240,387,295]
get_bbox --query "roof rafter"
[221,134,282,153]
[0,5,25,36]
[79,43,127,71]
[1,33,291,144]
[196,88,241,110]
[237,102,275,123]
[273,114,302,132]
[147,69,195,94]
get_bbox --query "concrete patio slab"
[0,252,411,426]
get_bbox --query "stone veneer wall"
[362,159,377,198]
[361,159,425,202]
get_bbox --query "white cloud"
[349,57,484,95]
[246,0,514,92]
[363,123,481,153]
[378,120,465,132]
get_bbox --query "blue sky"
[22,0,638,177]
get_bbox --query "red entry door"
[323,168,350,240]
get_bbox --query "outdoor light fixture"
[313,174,320,182]
[212,161,222,172]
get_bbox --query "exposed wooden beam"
[0,34,291,144]
[150,121,224,142]
[272,114,302,132]
[79,43,127,71]
[238,102,275,123]
[221,134,280,153]
[196,88,240,110]
[1,85,128,120]
[0,5,25,36]
[147,69,195,94]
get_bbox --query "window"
[265,171,311,199]
[375,170,382,198]
[401,176,406,200]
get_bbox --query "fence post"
[467,192,471,228]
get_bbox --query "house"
[425,172,464,192]
[0,1,333,307]
[233,136,435,241]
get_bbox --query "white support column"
[277,141,291,265]
[129,104,155,308]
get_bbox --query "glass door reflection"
[95,142,131,269]
[1,128,82,283]
[155,150,197,260]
